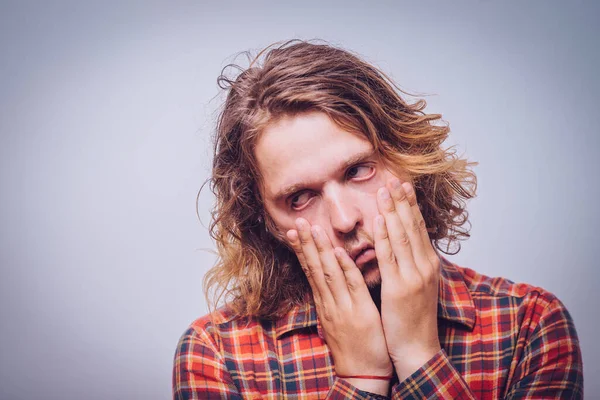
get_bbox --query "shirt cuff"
[327,378,389,399]
[392,349,475,399]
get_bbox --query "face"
[255,111,408,287]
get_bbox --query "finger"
[333,246,372,300]
[310,225,351,304]
[295,218,335,305]
[401,181,440,268]
[395,181,439,277]
[286,229,308,269]
[372,214,398,283]
[387,180,429,270]
[376,186,417,275]
[286,229,322,303]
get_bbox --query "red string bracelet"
[336,374,393,381]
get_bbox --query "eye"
[346,165,375,180]
[290,191,314,211]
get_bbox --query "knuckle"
[384,200,396,212]
[412,274,425,289]
[418,218,428,233]
[421,268,435,284]
[396,189,407,202]
[290,242,302,253]
[377,227,389,240]
[406,190,418,206]
[346,278,359,292]
[337,259,350,272]
[323,271,334,284]
[301,265,312,278]
[431,257,441,273]
[409,219,420,234]
[299,235,311,245]
[297,257,307,269]
[320,306,335,322]
[385,251,396,265]
[344,271,363,292]
[399,231,410,245]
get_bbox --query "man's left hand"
[374,179,441,381]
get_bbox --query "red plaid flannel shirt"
[173,259,583,399]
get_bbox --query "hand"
[287,219,393,395]
[374,179,441,381]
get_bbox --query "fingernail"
[402,182,411,192]
[379,187,390,199]
[311,226,319,239]
[334,248,343,258]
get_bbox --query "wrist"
[391,346,441,381]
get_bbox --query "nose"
[324,185,361,236]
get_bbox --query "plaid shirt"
[173,259,583,399]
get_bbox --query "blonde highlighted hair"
[204,40,477,319]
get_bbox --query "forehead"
[255,112,373,200]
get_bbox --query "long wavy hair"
[204,40,477,320]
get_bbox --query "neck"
[368,285,382,312]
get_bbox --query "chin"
[360,260,382,289]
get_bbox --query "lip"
[350,243,375,265]
[355,248,376,266]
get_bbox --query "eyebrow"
[272,149,377,202]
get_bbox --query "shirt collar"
[275,257,476,339]
[275,300,319,339]
[437,256,476,329]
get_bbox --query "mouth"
[350,244,376,267]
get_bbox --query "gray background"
[1,1,598,399]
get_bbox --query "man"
[173,41,583,399]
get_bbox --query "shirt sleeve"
[172,327,243,400]
[327,378,390,399]
[504,298,583,399]
[390,349,476,399]
[173,326,389,400]
[391,297,583,399]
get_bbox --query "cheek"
[264,203,329,241]
[262,202,294,241]
[267,209,296,234]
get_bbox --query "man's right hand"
[287,218,393,396]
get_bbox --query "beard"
[361,259,382,288]
[342,228,382,287]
